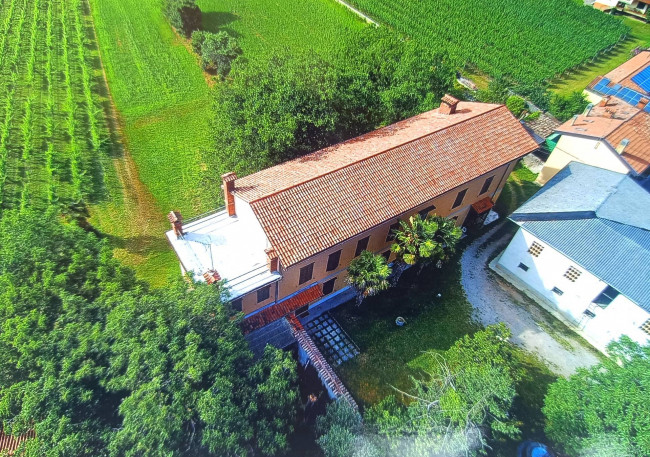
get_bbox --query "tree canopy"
[0,209,299,456]
[347,250,391,306]
[204,27,455,198]
[543,337,650,457]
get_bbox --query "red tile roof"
[242,285,323,333]
[234,102,537,267]
[606,111,650,173]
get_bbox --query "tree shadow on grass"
[201,11,240,34]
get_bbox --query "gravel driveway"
[461,224,601,377]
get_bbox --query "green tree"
[204,27,455,199]
[316,400,364,457]
[506,95,526,117]
[106,282,299,457]
[543,337,650,457]
[477,76,510,104]
[548,90,588,122]
[0,209,138,456]
[366,324,520,456]
[390,214,461,285]
[347,250,391,306]
[164,0,201,37]
[191,30,241,77]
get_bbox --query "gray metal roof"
[511,162,650,311]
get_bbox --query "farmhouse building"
[496,162,650,352]
[166,96,538,328]
[537,51,650,185]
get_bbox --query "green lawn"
[198,0,366,57]
[494,162,541,217]
[550,16,650,96]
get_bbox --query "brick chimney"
[439,94,460,115]
[638,98,649,110]
[167,211,184,238]
[598,96,610,107]
[221,172,237,217]
[203,269,221,284]
[265,248,279,272]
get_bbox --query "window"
[480,176,494,195]
[518,262,529,272]
[528,241,544,257]
[552,287,564,296]
[640,319,650,336]
[326,250,341,272]
[418,204,436,219]
[296,305,309,317]
[381,250,391,262]
[355,236,370,257]
[386,222,400,242]
[231,298,242,312]
[452,189,467,209]
[257,285,271,303]
[564,266,582,282]
[593,285,620,308]
[322,277,336,295]
[299,263,314,285]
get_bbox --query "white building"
[496,162,650,353]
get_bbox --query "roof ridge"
[248,104,507,204]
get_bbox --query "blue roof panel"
[631,65,650,92]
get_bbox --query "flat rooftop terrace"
[165,209,280,298]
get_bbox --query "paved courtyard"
[461,224,602,377]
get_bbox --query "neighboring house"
[537,51,650,185]
[590,0,649,16]
[166,95,538,329]
[496,162,650,352]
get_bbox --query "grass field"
[86,0,365,284]
[198,0,366,57]
[550,16,650,96]
[346,0,628,84]
[0,0,111,211]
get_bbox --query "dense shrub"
[548,91,588,121]
[506,95,526,116]
[191,30,241,76]
[164,0,201,37]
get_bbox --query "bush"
[548,91,588,122]
[191,30,241,77]
[506,95,526,117]
[164,0,201,37]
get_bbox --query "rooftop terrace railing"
[182,206,226,225]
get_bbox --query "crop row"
[347,0,629,84]
[0,0,111,212]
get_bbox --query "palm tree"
[347,250,391,306]
[389,214,462,284]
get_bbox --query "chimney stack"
[638,98,649,110]
[616,138,630,154]
[167,211,184,238]
[203,269,221,284]
[265,248,279,273]
[598,96,610,107]
[439,94,460,115]
[221,172,237,217]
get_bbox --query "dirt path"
[461,224,601,377]
[85,0,172,284]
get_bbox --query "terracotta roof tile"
[606,111,650,173]
[241,104,537,266]
[242,285,323,333]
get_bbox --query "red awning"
[471,197,494,214]
[242,285,323,333]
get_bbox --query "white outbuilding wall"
[497,227,650,351]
